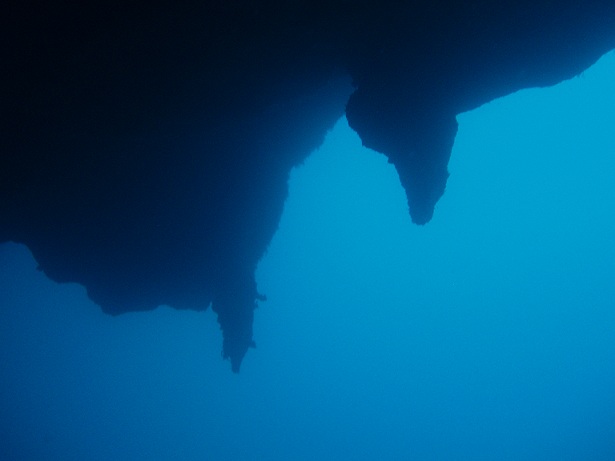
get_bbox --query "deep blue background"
[1,51,614,460]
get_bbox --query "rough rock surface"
[2,1,615,371]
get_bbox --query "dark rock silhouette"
[2,1,615,370]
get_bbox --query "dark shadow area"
[2,0,615,370]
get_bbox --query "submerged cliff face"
[2,1,615,371]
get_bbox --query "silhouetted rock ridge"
[2,1,614,370]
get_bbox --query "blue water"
[1,51,615,460]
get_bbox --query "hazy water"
[1,51,614,460]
